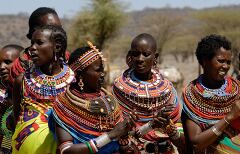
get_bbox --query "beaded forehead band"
[70,41,105,72]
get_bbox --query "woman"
[9,7,70,84]
[11,25,74,154]
[0,44,22,153]
[113,33,183,153]
[182,34,240,153]
[48,41,134,154]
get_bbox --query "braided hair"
[34,25,67,62]
[196,34,231,66]
[27,7,60,39]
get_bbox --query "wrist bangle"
[89,139,98,153]
[137,121,153,136]
[59,141,73,154]
[94,133,111,149]
[86,142,94,154]
[212,126,222,136]
[223,117,230,125]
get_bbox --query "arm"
[184,117,228,150]
[55,124,91,154]
[184,100,240,150]
[13,74,23,127]
[56,119,133,154]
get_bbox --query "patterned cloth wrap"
[48,86,123,154]
[11,64,74,154]
[0,87,11,153]
[182,75,240,153]
[113,68,182,153]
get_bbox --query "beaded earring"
[78,77,84,91]
[54,51,57,62]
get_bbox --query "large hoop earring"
[78,77,84,92]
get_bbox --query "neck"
[40,62,62,76]
[201,74,224,89]
[133,70,152,81]
[70,84,100,94]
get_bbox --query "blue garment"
[48,109,120,154]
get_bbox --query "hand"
[151,104,175,129]
[108,116,135,140]
[226,100,240,122]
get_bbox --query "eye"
[130,51,140,57]
[143,52,151,57]
[217,59,225,63]
[4,60,12,65]
[36,40,44,45]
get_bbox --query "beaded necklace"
[113,68,180,123]
[182,76,240,128]
[24,64,75,101]
[53,86,123,142]
[198,75,229,97]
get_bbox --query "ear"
[201,58,209,69]
[54,43,62,53]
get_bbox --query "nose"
[137,53,144,62]
[222,62,230,70]
[29,43,36,51]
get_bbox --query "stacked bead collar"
[24,64,75,101]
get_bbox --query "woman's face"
[29,29,54,67]
[81,58,104,92]
[203,47,232,82]
[129,39,157,74]
[0,48,20,83]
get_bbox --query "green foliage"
[68,0,125,51]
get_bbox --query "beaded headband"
[70,41,105,72]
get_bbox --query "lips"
[136,64,145,70]
[31,54,39,61]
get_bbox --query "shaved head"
[131,33,157,53]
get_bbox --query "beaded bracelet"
[211,126,222,136]
[89,139,98,153]
[86,142,94,154]
[59,141,73,154]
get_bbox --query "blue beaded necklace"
[24,64,75,100]
[198,74,229,97]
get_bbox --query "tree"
[68,0,125,51]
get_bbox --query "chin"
[134,69,150,74]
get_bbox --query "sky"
[1,0,240,18]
